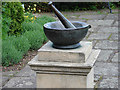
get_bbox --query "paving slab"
[95,40,118,50]
[87,32,111,40]
[2,71,18,87]
[79,15,106,20]
[94,74,101,82]
[70,16,77,19]
[3,77,36,88]
[113,21,118,26]
[98,27,118,33]
[109,33,118,40]
[2,71,18,77]
[94,62,118,77]
[94,75,118,88]
[70,19,86,22]
[15,65,36,77]
[96,50,113,62]
[98,76,118,88]
[104,14,118,20]
[2,77,9,86]
[87,20,114,26]
[111,53,118,63]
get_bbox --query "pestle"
[48,1,76,29]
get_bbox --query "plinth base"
[28,41,101,88]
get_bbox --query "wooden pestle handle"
[48,1,76,29]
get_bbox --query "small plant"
[23,30,44,50]
[2,40,23,66]
[35,15,56,26]
[22,22,42,32]
[9,36,31,55]
[109,2,116,9]
[2,14,55,66]
[2,2,24,36]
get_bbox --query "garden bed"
[2,2,56,67]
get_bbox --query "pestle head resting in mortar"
[48,1,76,29]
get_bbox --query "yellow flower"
[39,10,41,12]
[24,16,28,18]
[32,21,34,23]
[34,16,36,19]
[33,8,36,11]
[34,4,36,7]
[31,17,34,20]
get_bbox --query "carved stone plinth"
[28,41,100,88]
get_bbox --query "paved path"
[1,9,119,89]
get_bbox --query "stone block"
[95,40,118,50]
[109,33,118,40]
[79,15,106,20]
[87,20,114,26]
[94,62,118,76]
[98,27,118,33]
[112,53,118,63]
[28,40,101,88]
[98,76,118,88]
[2,77,9,86]
[38,41,92,63]
[87,32,111,40]
[28,49,100,88]
[96,50,113,62]
[37,74,87,88]
[104,14,118,20]
[15,65,36,77]
[3,77,36,88]
[113,21,118,26]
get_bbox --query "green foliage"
[2,14,55,66]
[22,15,55,43]
[23,30,44,50]
[2,36,30,66]
[23,2,49,13]
[2,2,24,37]
[2,40,23,66]
[2,15,11,39]
[109,2,116,9]
[9,36,31,55]
[23,2,118,12]
[22,22,42,32]
[35,15,56,26]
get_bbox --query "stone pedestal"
[28,41,100,88]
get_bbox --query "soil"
[2,50,37,72]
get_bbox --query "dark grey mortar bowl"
[43,21,91,49]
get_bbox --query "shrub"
[2,15,11,39]
[23,30,44,50]
[2,40,23,66]
[24,12,35,23]
[22,15,55,43]
[2,2,24,36]
[22,22,42,32]
[23,2,49,13]
[2,14,55,66]
[23,2,118,12]
[35,15,56,26]
[9,36,31,55]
